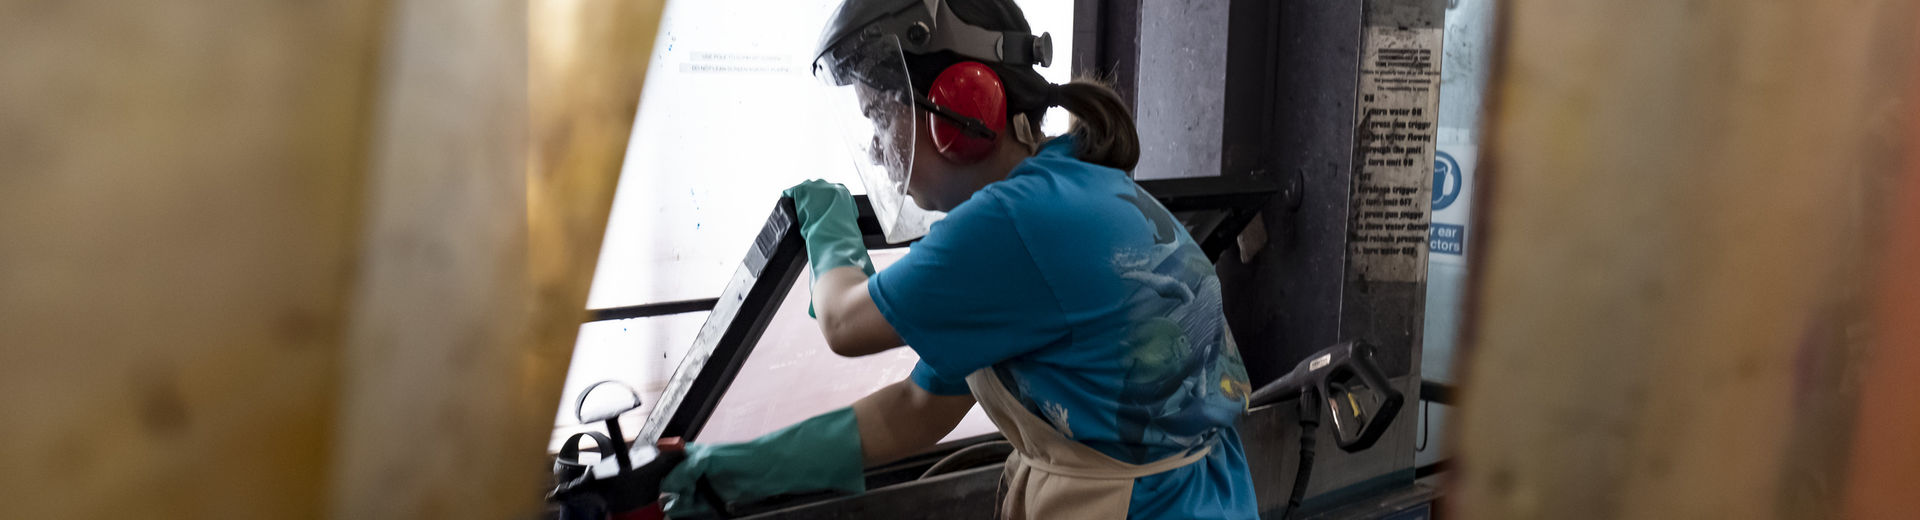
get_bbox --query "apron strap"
[966,367,1213,519]
[1008,446,1211,479]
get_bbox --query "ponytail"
[1052,79,1140,171]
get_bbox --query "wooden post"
[1453,0,1917,518]
[526,0,670,453]
[0,2,384,517]
[320,0,531,516]
[0,0,664,517]
[1843,63,1920,518]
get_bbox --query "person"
[661,0,1258,518]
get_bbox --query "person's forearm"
[852,380,975,467]
[813,266,904,356]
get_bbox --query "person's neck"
[959,139,1036,188]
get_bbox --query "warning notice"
[1349,27,1443,282]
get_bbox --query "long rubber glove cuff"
[783,180,875,317]
[660,407,866,518]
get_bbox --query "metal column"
[1212,0,1446,513]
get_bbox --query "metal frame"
[588,298,720,321]
[630,195,809,445]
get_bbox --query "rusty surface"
[1843,41,1920,517]
[0,0,667,517]
[1453,0,1917,518]
[328,0,668,516]
[322,0,530,517]
[0,1,382,517]
[526,0,669,433]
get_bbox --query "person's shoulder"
[946,138,1136,246]
[988,162,1128,219]
[1011,139,1129,183]
[925,183,1021,248]
[992,142,1128,203]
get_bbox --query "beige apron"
[965,368,1211,520]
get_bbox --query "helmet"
[812,0,1053,243]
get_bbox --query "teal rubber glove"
[783,180,875,317]
[660,407,867,518]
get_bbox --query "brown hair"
[1052,78,1140,171]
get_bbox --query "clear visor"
[813,32,945,243]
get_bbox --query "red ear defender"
[925,62,1008,164]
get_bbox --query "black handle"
[1245,341,1406,453]
[1322,343,1404,452]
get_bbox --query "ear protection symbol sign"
[1432,150,1462,211]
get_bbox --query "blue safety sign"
[1432,150,1462,212]
[1430,223,1465,256]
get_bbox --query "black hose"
[1282,388,1320,520]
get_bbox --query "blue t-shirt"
[868,137,1258,519]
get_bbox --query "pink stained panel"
[695,248,997,446]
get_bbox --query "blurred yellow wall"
[0,1,663,517]
[1453,0,1918,518]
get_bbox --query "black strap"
[1042,83,1068,108]
[913,94,998,140]
[554,431,616,485]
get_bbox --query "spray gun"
[1247,341,1405,519]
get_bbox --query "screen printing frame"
[605,175,1281,447]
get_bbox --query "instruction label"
[680,51,798,74]
[1349,27,1443,282]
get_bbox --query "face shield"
[814,30,946,243]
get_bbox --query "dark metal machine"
[1247,342,1406,519]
